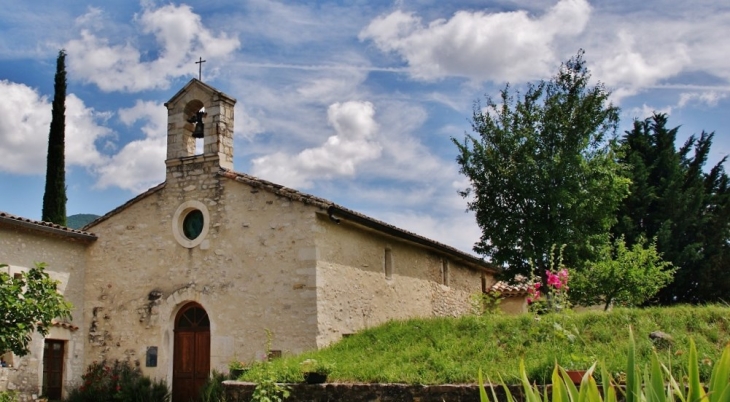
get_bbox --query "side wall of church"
[0,227,88,401]
[312,215,493,347]
[83,162,320,385]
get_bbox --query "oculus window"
[172,200,210,248]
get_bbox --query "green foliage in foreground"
[239,306,730,385]
[65,360,169,402]
[480,330,730,402]
[0,262,73,356]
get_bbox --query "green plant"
[299,359,333,375]
[250,330,290,402]
[65,360,169,402]
[479,327,730,402]
[0,262,73,356]
[0,391,18,402]
[199,370,227,402]
[569,236,675,310]
[471,291,503,315]
[228,358,247,371]
[552,322,594,369]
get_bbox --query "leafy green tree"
[0,263,72,356]
[614,114,730,303]
[42,49,68,226]
[452,51,630,280]
[569,236,675,310]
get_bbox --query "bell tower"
[164,79,237,172]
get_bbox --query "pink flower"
[547,272,562,287]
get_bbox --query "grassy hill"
[241,306,730,385]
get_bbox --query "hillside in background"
[67,213,99,229]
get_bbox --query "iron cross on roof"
[195,57,206,81]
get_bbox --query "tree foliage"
[0,262,72,356]
[569,236,675,310]
[42,49,68,226]
[452,51,629,278]
[614,113,730,303]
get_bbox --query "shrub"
[65,360,169,402]
[199,370,228,402]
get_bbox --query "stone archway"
[172,302,210,402]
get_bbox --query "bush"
[65,360,169,402]
[199,371,228,402]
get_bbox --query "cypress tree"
[41,50,67,226]
[614,114,730,303]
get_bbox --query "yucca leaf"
[627,327,640,402]
[650,353,666,402]
[600,362,617,402]
[520,360,543,402]
[579,365,601,402]
[663,362,686,402]
[479,369,489,402]
[688,339,708,402]
[557,365,580,402]
[708,343,730,402]
[497,373,517,402]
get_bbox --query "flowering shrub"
[66,360,169,402]
[527,246,571,312]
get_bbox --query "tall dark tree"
[614,114,730,303]
[453,51,630,280]
[42,50,68,226]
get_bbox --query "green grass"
[240,306,730,385]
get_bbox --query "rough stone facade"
[0,220,93,401]
[0,79,517,401]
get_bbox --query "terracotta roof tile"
[50,319,79,332]
[487,275,531,297]
[0,211,97,241]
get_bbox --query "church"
[0,79,521,402]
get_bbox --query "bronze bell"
[188,109,207,138]
[192,121,205,138]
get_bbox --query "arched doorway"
[172,302,210,402]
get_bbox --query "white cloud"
[359,0,591,83]
[378,210,481,254]
[65,4,239,92]
[95,100,168,192]
[678,91,728,108]
[624,104,673,122]
[0,80,111,175]
[251,101,381,188]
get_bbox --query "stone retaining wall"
[222,381,527,402]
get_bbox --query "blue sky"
[1,0,729,254]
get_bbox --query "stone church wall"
[312,214,490,347]
[84,161,321,385]
[0,226,88,401]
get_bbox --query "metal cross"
[195,57,206,81]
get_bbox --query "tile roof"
[487,275,531,297]
[0,211,97,241]
[50,319,79,332]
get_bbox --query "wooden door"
[172,303,210,402]
[43,340,65,400]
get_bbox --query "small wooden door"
[43,340,65,400]
[172,303,210,402]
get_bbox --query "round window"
[182,210,204,240]
[172,201,210,248]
